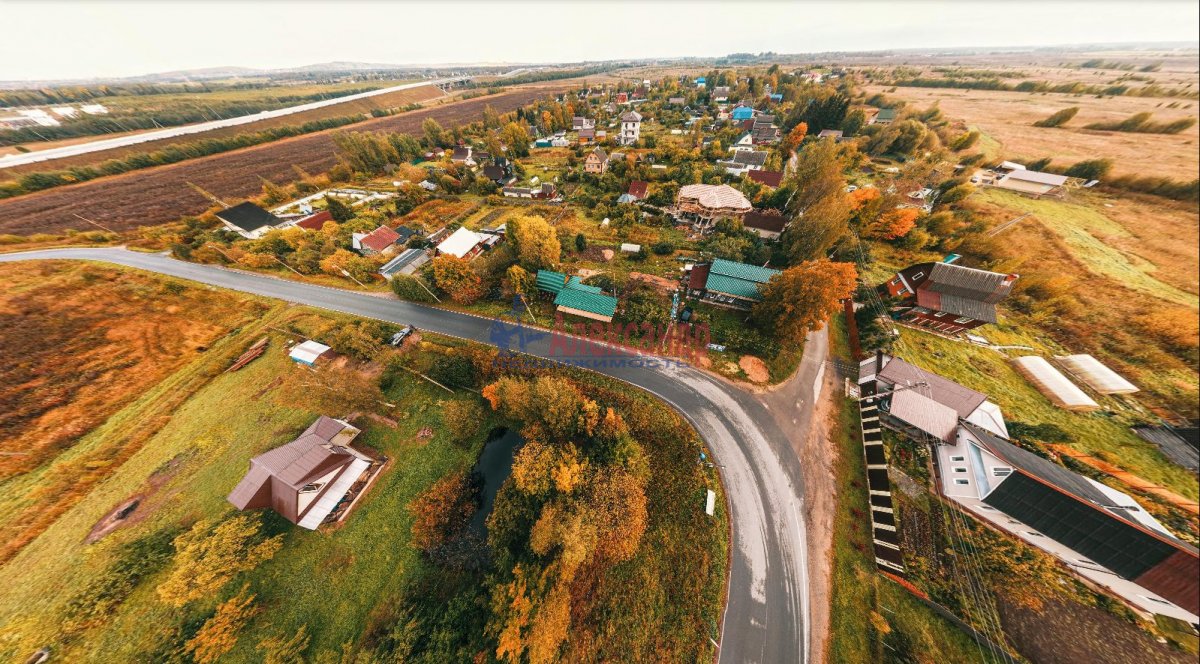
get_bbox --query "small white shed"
[290,340,331,366]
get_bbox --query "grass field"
[866,84,1199,179]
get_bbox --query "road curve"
[0,248,816,664]
[0,77,464,170]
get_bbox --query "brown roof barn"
[228,416,377,530]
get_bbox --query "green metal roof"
[705,273,767,301]
[709,258,779,284]
[566,277,603,293]
[876,108,897,120]
[554,283,618,317]
[536,270,568,294]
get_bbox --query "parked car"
[391,326,414,346]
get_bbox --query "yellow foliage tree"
[258,625,311,664]
[185,585,259,664]
[156,515,282,608]
[509,214,561,270]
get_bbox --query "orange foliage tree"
[408,471,476,553]
[869,208,920,240]
[784,122,808,152]
[185,585,259,664]
[431,255,484,304]
[752,260,858,344]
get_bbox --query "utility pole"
[71,213,117,234]
[339,268,367,288]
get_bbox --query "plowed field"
[0,85,569,235]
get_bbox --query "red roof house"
[627,180,649,200]
[355,225,402,256]
[294,210,334,231]
[747,170,785,188]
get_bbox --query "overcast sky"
[2,1,1198,81]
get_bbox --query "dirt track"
[0,85,569,235]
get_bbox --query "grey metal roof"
[1005,170,1068,186]
[937,293,998,323]
[877,357,987,418]
[1132,426,1200,472]
[965,421,1112,505]
[926,262,1014,304]
[732,150,768,166]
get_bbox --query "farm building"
[694,258,779,309]
[215,202,286,239]
[880,260,1018,334]
[994,169,1069,198]
[1054,354,1139,395]
[227,416,380,530]
[945,422,1199,623]
[379,248,430,280]
[1012,356,1099,411]
[675,184,752,232]
[289,340,331,366]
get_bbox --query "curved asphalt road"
[0,248,821,664]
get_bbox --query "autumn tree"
[320,248,376,284]
[780,193,852,263]
[185,585,259,664]
[784,121,808,152]
[502,122,531,158]
[409,472,477,554]
[431,255,484,304]
[506,264,534,300]
[442,399,484,446]
[325,196,355,222]
[422,118,445,147]
[752,260,858,344]
[482,376,599,442]
[508,215,561,270]
[156,515,282,607]
[867,208,919,240]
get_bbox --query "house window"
[992,467,1012,477]
[950,456,965,462]
[933,311,947,318]
[954,479,969,485]
[954,316,973,324]
[299,482,324,494]
[912,272,925,280]
[953,467,967,473]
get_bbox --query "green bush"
[390,275,436,303]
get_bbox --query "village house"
[687,258,779,309]
[751,115,780,144]
[436,226,489,260]
[215,202,287,239]
[577,127,596,145]
[747,169,785,188]
[880,259,1018,334]
[227,416,380,530]
[668,96,686,105]
[718,148,768,176]
[584,147,609,174]
[626,180,648,201]
[675,183,752,232]
[742,209,788,241]
[731,105,756,122]
[450,146,476,166]
[572,116,595,131]
[482,161,515,185]
[536,270,619,322]
[859,107,881,125]
[619,110,642,145]
[291,209,334,231]
[352,225,402,257]
[858,355,1199,624]
[502,182,558,200]
[712,86,731,102]
[873,108,897,125]
[817,128,844,140]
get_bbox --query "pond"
[470,427,523,536]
